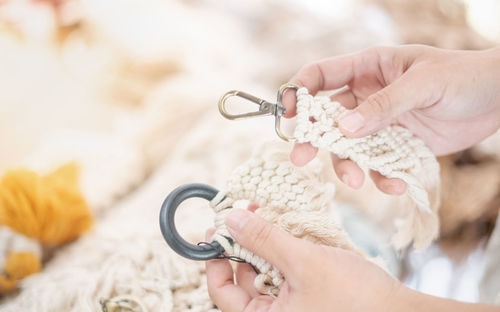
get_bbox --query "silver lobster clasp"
[218,83,299,142]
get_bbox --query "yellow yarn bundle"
[0,163,92,294]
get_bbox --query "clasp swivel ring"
[218,83,299,142]
[159,183,225,261]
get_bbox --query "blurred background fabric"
[0,0,500,311]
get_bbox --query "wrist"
[391,284,500,312]
[486,46,500,57]
[477,47,500,133]
[485,46,500,76]
[389,284,419,312]
[488,47,500,129]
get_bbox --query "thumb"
[225,209,304,275]
[339,71,427,137]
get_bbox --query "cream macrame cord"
[206,86,440,296]
[208,146,377,296]
[293,87,440,249]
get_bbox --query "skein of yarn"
[0,163,92,293]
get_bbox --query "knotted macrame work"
[294,87,440,250]
[207,87,440,296]
[209,145,378,296]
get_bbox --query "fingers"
[247,202,259,212]
[330,88,358,109]
[245,297,274,311]
[331,154,364,189]
[283,53,361,117]
[331,154,407,194]
[290,142,318,166]
[288,88,356,167]
[236,263,259,298]
[206,228,251,311]
[338,68,434,137]
[369,170,407,195]
[291,54,359,95]
[289,88,356,168]
[224,209,306,279]
[282,87,299,118]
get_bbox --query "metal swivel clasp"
[218,83,299,142]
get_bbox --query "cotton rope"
[207,86,440,296]
[209,145,378,296]
[0,85,441,307]
[293,87,440,249]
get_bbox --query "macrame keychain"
[218,84,440,249]
[159,83,440,296]
[160,143,378,296]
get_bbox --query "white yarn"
[205,86,441,295]
[0,85,440,307]
[293,87,440,249]
[0,223,215,312]
[209,145,376,296]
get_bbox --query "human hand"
[206,209,500,312]
[283,45,500,195]
[206,209,403,312]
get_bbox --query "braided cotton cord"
[206,88,439,296]
[210,191,280,295]
[209,147,372,296]
[294,87,440,249]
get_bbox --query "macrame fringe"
[294,87,440,250]
[209,144,378,296]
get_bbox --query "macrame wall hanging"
[160,84,440,297]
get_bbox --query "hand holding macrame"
[206,209,402,312]
[207,209,500,312]
[284,45,500,194]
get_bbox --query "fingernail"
[341,174,350,186]
[339,112,365,133]
[225,209,251,231]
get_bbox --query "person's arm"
[398,287,498,312]
[207,45,500,311]
[206,209,500,311]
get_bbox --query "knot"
[209,141,362,296]
[293,87,440,249]
[209,191,233,213]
